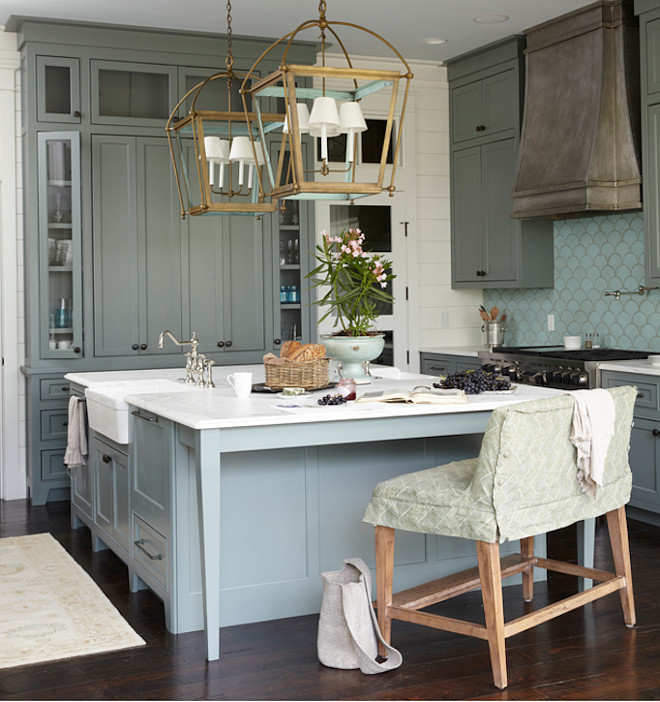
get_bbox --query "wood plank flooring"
[1,499,659,700]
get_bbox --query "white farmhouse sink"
[85,379,196,444]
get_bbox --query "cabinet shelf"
[280,264,300,271]
[49,327,73,334]
[281,303,301,309]
[47,179,72,187]
[48,265,73,273]
[279,224,300,231]
[47,223,73,230]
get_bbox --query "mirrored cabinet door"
[38,132,83,358]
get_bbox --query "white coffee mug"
[57,340,72,350]
[227,372,252,398]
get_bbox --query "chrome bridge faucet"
[157,330,215,388]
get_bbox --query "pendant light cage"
[165,1,280,217]
[241,0,413,202]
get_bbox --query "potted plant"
[306,228,395,383]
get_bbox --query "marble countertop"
[68,364,564,431]
[599,359,660,377]
[419,346,484,357]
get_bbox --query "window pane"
[329,204,391,252]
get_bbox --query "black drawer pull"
[637,392,645,398]
[102,454,112,463]
[131,410,158,424]
[428,366,447,371]
[653,429,660,437]
[134,539,163,561]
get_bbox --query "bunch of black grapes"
[433,368,511,394]
[317,394,348,406]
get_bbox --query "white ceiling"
[1,0,594,63]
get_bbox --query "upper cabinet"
[36,56,81,123]
[450,68,518,146]
[446,37,554,289]
[637,2,660,284]
[15,18,318,371]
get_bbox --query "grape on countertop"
[433,368,511,394]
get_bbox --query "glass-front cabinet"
[38,132,83,358]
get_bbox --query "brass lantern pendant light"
[241,0,413,203]
[165,0,279,217]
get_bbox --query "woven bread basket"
[265,357,329,390]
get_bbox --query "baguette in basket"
[264,343,326,365]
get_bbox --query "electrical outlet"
[547,314,555,331]
[439,312,449,329]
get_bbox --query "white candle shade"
[204,137,230,187]
[229,136,254,186]
[283,103,311,135]
[308,96,342,161]
[339,101,367,162]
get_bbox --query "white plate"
[481,387,517,395]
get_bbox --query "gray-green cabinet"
[92,435,130,554]
[637,3,660,283]
[92,135,184,357]
[447,37,553,289]
[602,369,660,517]
[419,351,481,377]
[25,374,72,505]
[36,56,81,123]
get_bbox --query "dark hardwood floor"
[1,499,659,701]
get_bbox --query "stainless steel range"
[478,346,650,390]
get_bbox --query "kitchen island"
[67,365,564,661]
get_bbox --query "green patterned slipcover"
[363,386,636,543]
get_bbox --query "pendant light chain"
[225,0,234,72]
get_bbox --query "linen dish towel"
[63,395,88,467]
[569,388,615,497]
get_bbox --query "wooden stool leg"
[520,536,535,603]
[375,525,395,655]
[477,540,508,689]
[606,507,636,628]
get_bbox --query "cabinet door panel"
[451,80,482,144]
[92,136,140,356]
[646,18,660,97]
[645,105,660,282]
[482,138,518,283]
[481,69,517,138]
[629,418,660,511]
[223,218,266,352]
[139,138,183,353]
[451,146,483,282]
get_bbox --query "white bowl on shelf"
[563,335,582,350]
[648,355,660,365]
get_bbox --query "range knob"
[483,363,501,374]
[572,372,588,386]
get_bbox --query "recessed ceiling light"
[473,14,509,23]
[424,37,447,45]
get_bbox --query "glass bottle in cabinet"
[38,132,83,358]
[278,199,302,343]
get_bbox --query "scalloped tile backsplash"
[483,213,660,351]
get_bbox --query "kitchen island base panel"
[156,432,549,638]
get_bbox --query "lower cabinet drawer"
[41,448,68,481]
[133,514,168,590]
[41,409,69,441]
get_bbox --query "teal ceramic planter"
[321,333,385,384]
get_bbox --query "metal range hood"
[511,0,642,220]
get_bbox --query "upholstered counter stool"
[363,386,637,689]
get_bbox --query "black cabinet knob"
[132,343,139,350]
[102,454,112,463]
[172,116,180,123]
[140,343,148,350]
[73,346,81,354]
[274,338,282,345]
[653,429,660,437]
[225,340,233,348]
[476,125,486,132]
[73,110,81,118]
[217,341,225,348]
[476,270,486,277]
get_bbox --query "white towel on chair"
[63,396,88,467]
[570,389,615,497]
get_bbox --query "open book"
[356,385,468,404]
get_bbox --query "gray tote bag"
[317,557,403,674]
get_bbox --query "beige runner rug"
[0,532,145,669]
